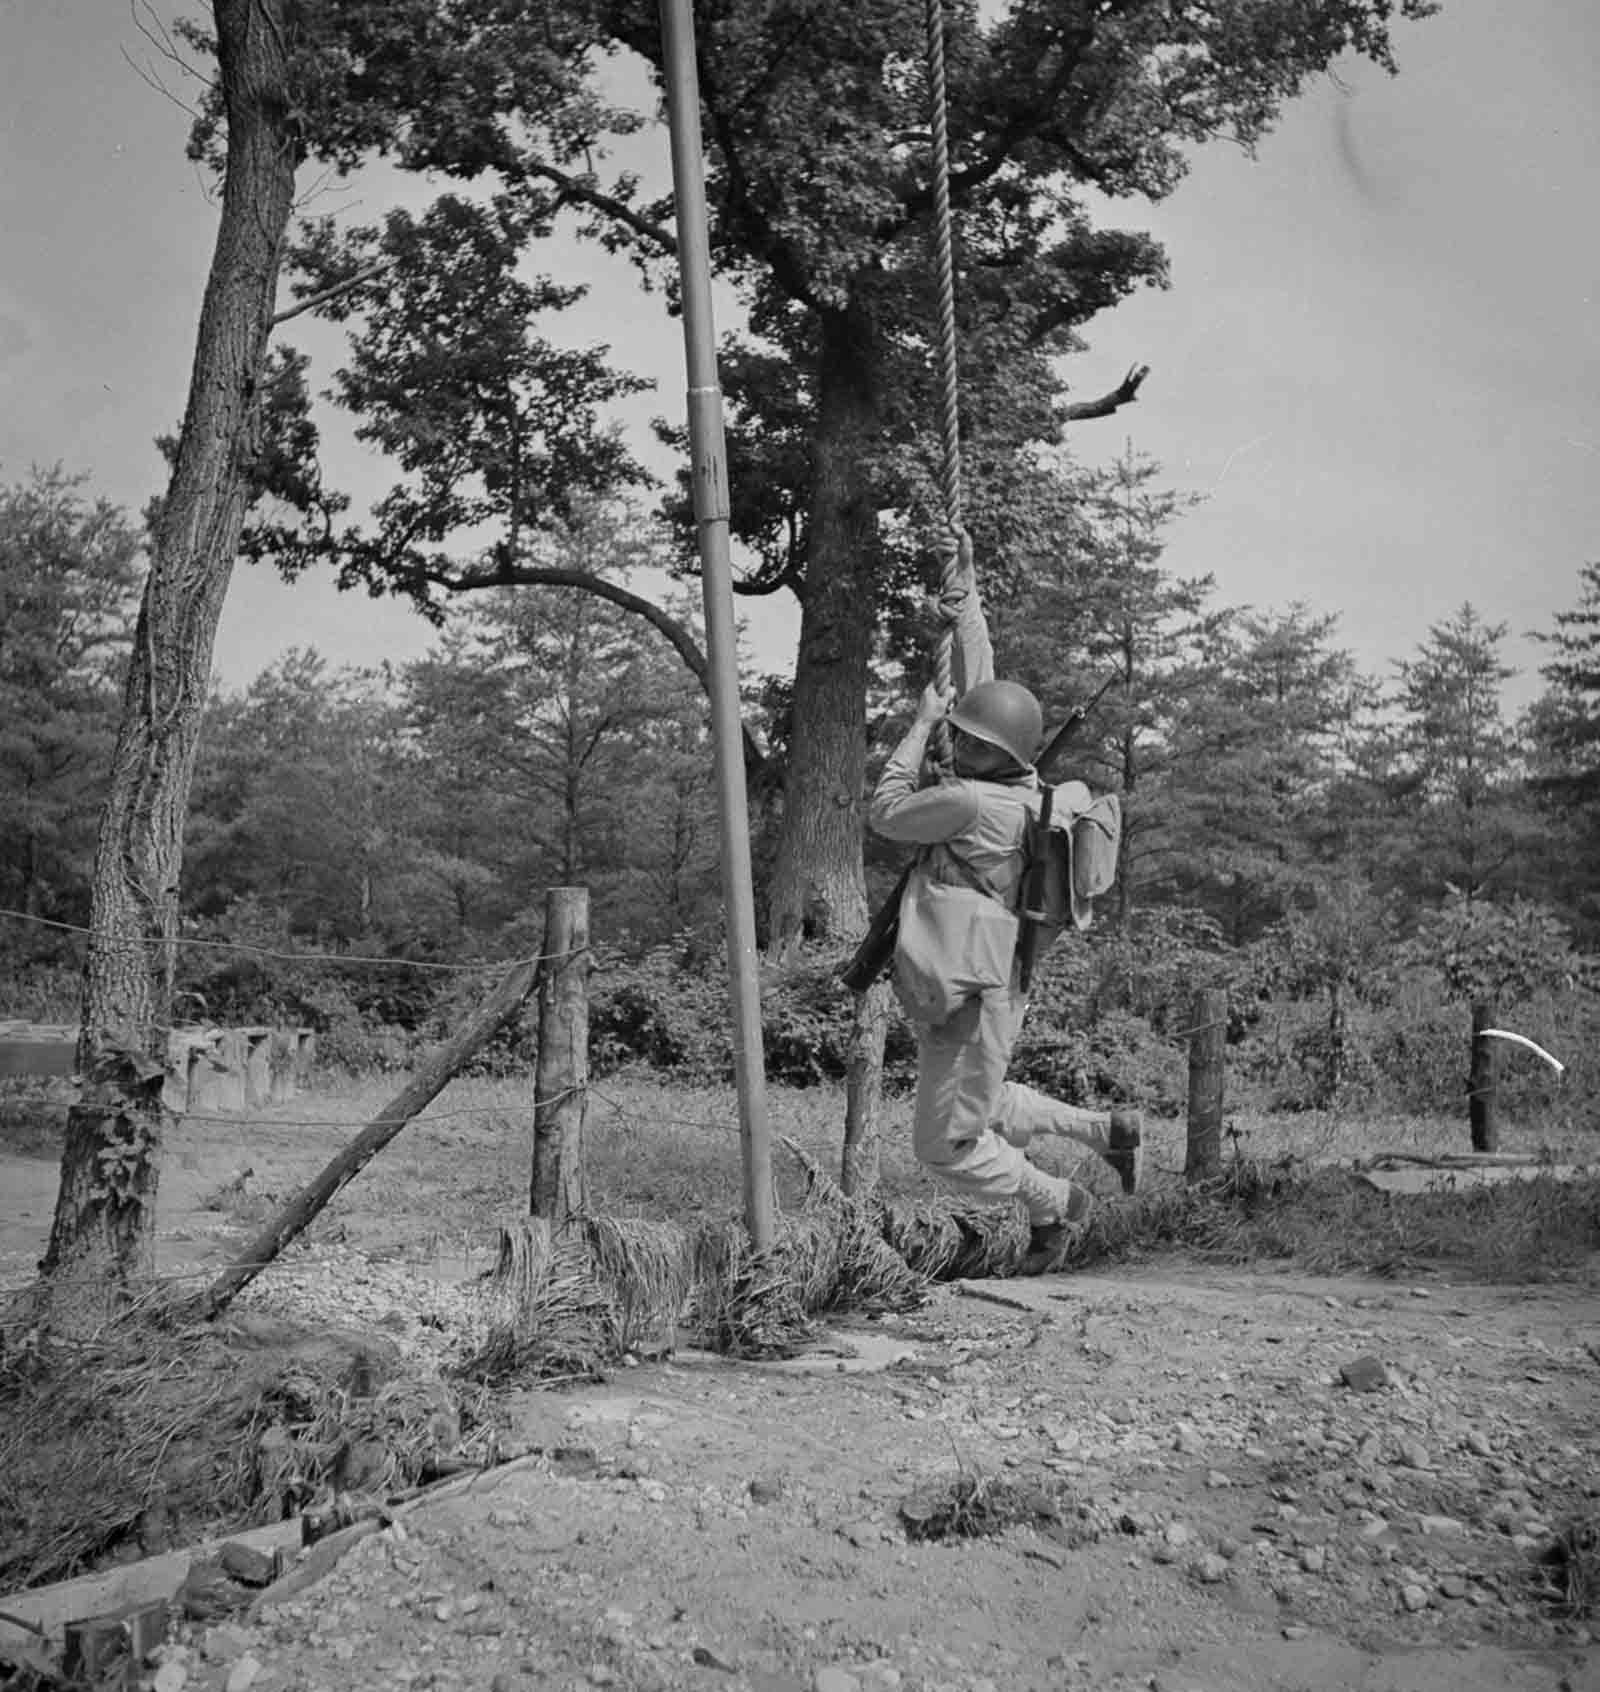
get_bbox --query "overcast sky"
[2,1,1596,712]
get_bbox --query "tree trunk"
[37,0,301,1326]
[840,978,890,1195]
[1469,998,1498,1153]
[530,886,590,1229]
[767,302,880,951]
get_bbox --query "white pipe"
[1480,1028,1566,1076]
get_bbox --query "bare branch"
[272,262,388,327]
[423,560,771,778]
[1062,363,1151,422]
[525,163,678,255]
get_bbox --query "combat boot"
[1013,1159,1093,1275]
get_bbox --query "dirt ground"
[3,1096,1599,1692]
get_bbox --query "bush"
[590,939,735,1083]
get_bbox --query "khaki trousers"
[912,987,1114,1218]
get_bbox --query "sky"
[2,1,1597,713]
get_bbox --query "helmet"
[948,679,1043,768]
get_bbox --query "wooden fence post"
[1468,999,1499,1153]
[1185,987,1227,1183]
[530,886,590,1231]
[201,957,539,1317]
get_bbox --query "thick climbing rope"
[925,0,965,766]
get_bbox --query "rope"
[925,0,963,770]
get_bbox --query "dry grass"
[0,1307,473,1592]
[1052,1159,1600,1284]
[1538,1511,1600,1619]
[897,1465,1079,1544]
[3,1071,1595,1597]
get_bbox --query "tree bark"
[839,978,891,1195]
[37,0,302,1327]
[767,302,881,951]
[1469,999,1499,1153]
[530,886,590,1229]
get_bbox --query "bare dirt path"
[178,1263,1599,1692]
[3,1104,1598,1692]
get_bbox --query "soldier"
[869,529,1110,1269]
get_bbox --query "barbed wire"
[0,904,571,976]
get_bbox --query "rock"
[1395,1439,1432,1471]
[749,1477,784,1505]
[813,1668,862,1692]
[1464,1429,1494,1458]
[1282,1625,1310,1641]
[1192,1553,1230,1584]
[199,1625,255,1664]
[152,1664,188,1692]
[1399,1584,1430,1612]
[1417,1513,1465,1536]
[1437,1575,1469,1600]
[219,1543,278,1587]
[1341,1356,1390,1393]
[224,1659,262,1692]
[693,1646,740,1673]
[1299,1547,1326,1574]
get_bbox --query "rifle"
[1015,670,1119,992]
[839,670,1118,996]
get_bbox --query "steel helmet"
[948,679,1043,768]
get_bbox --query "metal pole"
[658,0,774,1251]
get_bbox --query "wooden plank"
[0,1035,76,1080]
[0,1519,302,1649]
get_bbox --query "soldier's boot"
[1013,1159,1094,1276]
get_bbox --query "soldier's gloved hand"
[932,524,975,594]
[916,682,955,725]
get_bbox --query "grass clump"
[0,1309,472,1593]
[898,1465,1080,1544]
[1538,1512,1600,1619]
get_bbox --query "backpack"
[1027,788,1123,940]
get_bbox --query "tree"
[991,447,1213,924]
[34,0,627,1323]
[186,652,413,948]
[1383,604,1525,905]
[1525,562,1600,939]
[0,468,141,931]
[1408,891,1578,1150]
[37,0,309,1323]
[399,508,722,947]
[1165,605,1372,945]
[256,0,1440,951]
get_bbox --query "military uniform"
[868,570,1106,1224]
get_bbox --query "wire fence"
[0,902,570,977]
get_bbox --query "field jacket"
[868,575,1087,1024]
